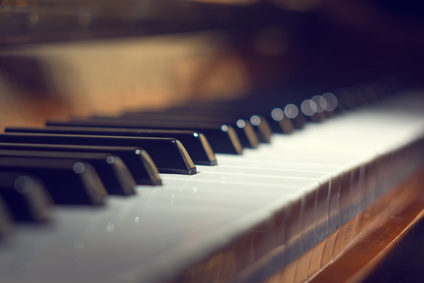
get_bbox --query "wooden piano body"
[0,1,424,282]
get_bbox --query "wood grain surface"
[265,165,424,283]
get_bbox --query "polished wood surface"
[264,165,424,283]
[0,31,253,131]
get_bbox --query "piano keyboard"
[0,89,423,283]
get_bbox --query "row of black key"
[0,80,397,239]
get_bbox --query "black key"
[114,113,259,148]
[0,143,161,186]
[321,92,339,117]
[0,172,52,222]
[46,119,243,155]
[0,134,196,175]
[245,114,272,143]
[0,151,136,196]
[138,109,272,143]
[273,103,305,130]
[299,99,322,123]
[266,107,295,134]
[0,197,13,240]
[173,95,303,133]
[0,157,107,205]
[6,127,217,166]
[310,94,330,121]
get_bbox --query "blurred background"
[0,0,423,129]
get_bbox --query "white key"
[0,92,423,283]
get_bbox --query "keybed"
[0,88,423,282]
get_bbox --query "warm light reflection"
[236,119,246,128]
[250,115,261,126]
[271,108,284,121]
[301,99,317,116]
[322,92,338,112]
[284,104,298,119]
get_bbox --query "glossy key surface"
[0,143,161,186]
[114,113,260,148]
[0,134,196,175]
[0,197,12,240]
[133,109,273,143]
[0,157,107,205]
[46,119,243,155]
[0,151,136,196]
[0,172,52,222]
[167,96,302,134]
[6,127,217,166]
[0,93,423,283]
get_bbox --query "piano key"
[176,100,292,135]
[321,92,338,117]
[0,157,107,205]
[0,197,12,241]
[0,143,161,186]
[116,113,260,148]
[0,173,52,222]
[283,103,307,130]
[46,119,243,155]
[311,94,330,121]
[247,115,272,143]
[166,95,296,127]
[148,106,273,142]
[0,150,136,196]
[267,108,296,134]
[0,134,197,175]
[0,92,422,283]
[5,127,217,166]
[300,98,324,123]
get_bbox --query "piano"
[0,1,424,282]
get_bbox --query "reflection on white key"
[0,93,423,283]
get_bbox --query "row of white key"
[0,92,423,283]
